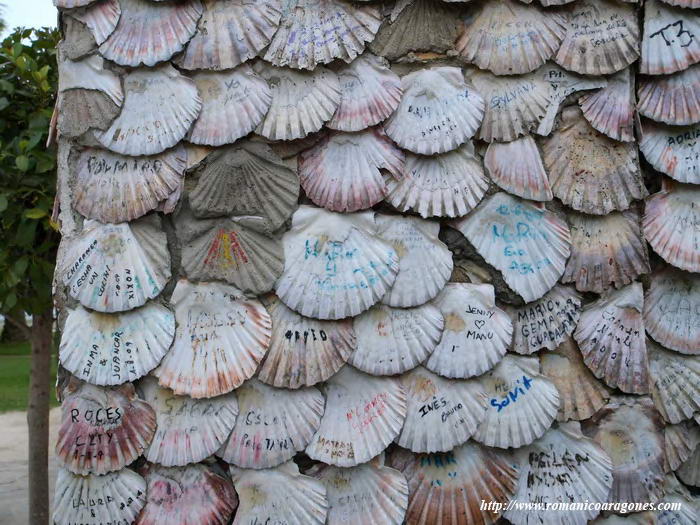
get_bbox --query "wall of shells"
[50,0,699,523]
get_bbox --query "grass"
[0,341,59,413]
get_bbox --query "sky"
[3,0,57,35]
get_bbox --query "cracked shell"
[638,64,700,125]
[664,421,700,471]
[58,53,122,106]
[640,120,700,184]
[57,88,120,139]
[71,0,121,46]
[641,0,700,75]
[579,68,636,142]
[648,339,700,424]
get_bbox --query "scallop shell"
[637,64,700,125]
[59,303,175,387]
[94,65,202,157]
[450,192,571,303]
[656,473,699,525]
[59,216,171,313]
[574,283,650,395]
[349,303,444,376]
[175,0,282,71]
[305,365,407,467]
[664,421,700,471]
[55,0,96,8]
[648,339,700,424]
[426,283,513,379]
[456,0,566,76]
[52,467,147,525]
[326,54,402,132]
[640,120,700,183]
[59,54,122,106]
[263,0,381,70]
[71,0,121,46]
[275,206,399,320]
[660,0,700,7]
[677,437,700,486]
[555,0,639,75]
[56,381,155,476]
[154,280,271,399]
[255,63,341,141]
[57,89,120,138]
[562,210,650,294]
[641,0,700,76]
[542,107,646,215]
[384,67,485,155]
[136,463,237,525]
[385,142,489,219]
[138,376,238,467]
[643,180,700,273]
[484,135,553,202]
[644,266,700,355]
[74,146,185,224]
[298,128,404,213]
[580,68,636,142]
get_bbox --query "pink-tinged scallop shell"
[385,142,489,219]
[640,120,700,183]
[74,146,185,224]
[384,67,484,155]
[138,376,238,467]
[638,64,700,125]
[94,65,202,157]
[641,0,700,76]
[505,422,613,525]
[299,128,404,213]
[264,0,381,70]
[306,365,407,467]
[644,266,700,355]
[648,339,700,424]
[154,280,271,399]
[258,294,355,389]
[55,0,97,8]
[580,68,636,142]
[542,107,646,215]
[450,192,572,303]
[397,366,487,453]
[541,337,611,422]
[275,206,399,320]
[53,467,146,524]
[59,53,122,106]
[643,180,700,273]
[188,66,272,147]
[59,215,171,313]
[136,463,237,525]
[426,283,513,379]
[484,136,552,202]
[582,396,666,505]
[59,303,174,387]
[175,0,282,71]
[664,421,700,471]
[562,209,650,294]
[71,0,121,45]
[677,433,700,486]
[574,283,650,395]
[349,303,444,376]
[456,0,566,76]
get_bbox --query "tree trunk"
[27,309,53,525]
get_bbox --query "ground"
[0,341,59,413]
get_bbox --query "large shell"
[640,120,700,183]
[59,53,122,106]
[562,210,650,294]
[450,192,572,303]
[136,463,236,525]
[299,128,404,212]
[59,216,171,313]
[349,303,444,376]
[94,65,202,156]
[456,0,566,75]
[59,303,174,387]
[154,280,271,398]
[218,379,324,469]
[138,376,238,467]
[648,339,700,424]
[175,0,282,71]
[385,142,489,219]
[263,0,381,70]
[641,0,700,76]
[580,68,636,142]
[98,0,202,67]
[426,283,513,379]
[664,421,700,471]
[384,67,485,155]
[637,64,700,125]
[305,365,407,467]
[72,0,121,46]
[542,107,646,215]
[258,294,355,388]
[275,206,399,320]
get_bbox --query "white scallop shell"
[154,280,271,399]
[638,64,700,125]
[677,437,700,486]
[59,53,122,106]
[640,120,700,183]
[656,473,699,525]
[664,421,700,471]
[275,206,399,320]
[384,67,485,155]
[580,68,636,142]
[306,365,407,467]
[72,0,121,46]
[641,0,700,76]
[648,339,700,424]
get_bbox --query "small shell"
[154,280,271,399]
[385,142,489,219]
[677,437,700,486]
[426,283,513,379]
[71,0,121,46]
[275,206,399,320]
[57,89,120,138]
[641,0,700,76]
[656,473,699,524]
[59,54,122,106]
[574,283,650,394]
[648,339,700,424]
[580,68,636,142]
[138,376,238,467]
[450,192,571,303]
[640,120,700,183]
[298,128,404,212]
[664,421,700,471]
[218,379,324,469]
[305,365,407,467]
[349,303,444,376]
[384,67,485,155]
[637,64,700,125]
